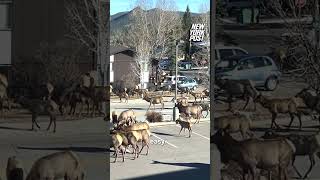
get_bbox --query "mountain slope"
[110,7,203,32]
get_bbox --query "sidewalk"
[219,16,313,30]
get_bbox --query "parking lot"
[110,120,210,180]
[110,94,210,180]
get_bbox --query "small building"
[110,46,136,83]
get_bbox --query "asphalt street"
[0,117,106,180]
[110,121,210,180]
[110,95,210,180]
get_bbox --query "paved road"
[0,117,106,180]
[110,121,210,180]
[110,95,210,179]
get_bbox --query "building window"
[0,1,12,30]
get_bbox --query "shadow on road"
[152,131,175,137]
[252,127,318,133]
[123,161,209,180]
[0,125,31,131]
[17,146,106,153]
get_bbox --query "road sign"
[295,0,306,8]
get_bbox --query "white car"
[215,45,249,64]
[161,75,187,90]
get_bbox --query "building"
[110,46,136,83]
[0,0,13,75]
[0,0,99,82]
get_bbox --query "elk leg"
[297,113,302,130]
[227,95,233,111]
[271,113,278,129]
[205,110,209,118]
[120,146,125,162]
[242,96,250,110]
[179,127,183,135]
[148,103,151,111]
[303,154,316,179]
[114,147,118,163]
[78,102,84,118]
[7,99,11,112]
[138,143,146,156]
[188,127,192,138]
[249,165,256,180]
[47,115,53,131]
[146,142,149,155]
[240,131,246,139]
[86,101,90,115]
[32,113,41,130]
[292,155,302,178]
[287,113,294,129]
[53,116,56,133]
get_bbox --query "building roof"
[110,46,135,56]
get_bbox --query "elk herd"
[0,72,109,133]
[213,78,320,180]
[110,84,210,163]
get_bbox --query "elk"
[143,92,164,111]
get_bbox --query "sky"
[110,0,210,15]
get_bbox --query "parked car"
[215,45,248,64]
[178,60,194,70]
[215,55,281,91]
[159,58,173,70]
[177,77,198,91]
[161,75,187,90]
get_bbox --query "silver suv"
[215,55,281,91]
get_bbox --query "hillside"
[110,7,203,32]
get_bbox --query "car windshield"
[216,58,239,70]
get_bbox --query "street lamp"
[173,40,184,121]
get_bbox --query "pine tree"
[182,6,192,61]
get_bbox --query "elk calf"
[176,117,192,138]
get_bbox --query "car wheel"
[265,76,278,91]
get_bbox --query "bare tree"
[111,0,180,88]
[65,0,108,86]
[265,0,320,91]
